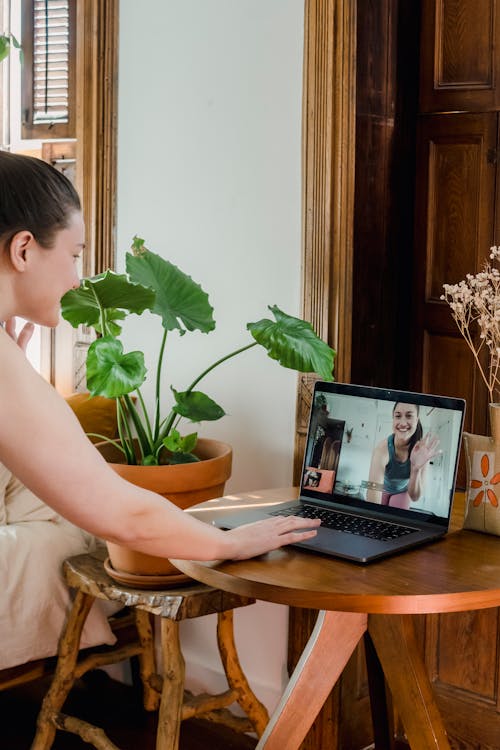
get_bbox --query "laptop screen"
[300,382,465,527]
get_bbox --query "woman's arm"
[366,440,387,503]
[0,331,319,561]
[407,433,441,502]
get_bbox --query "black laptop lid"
[300,382,466,528]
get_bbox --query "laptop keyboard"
[270,505,415,542]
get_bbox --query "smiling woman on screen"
[366,402,440,509]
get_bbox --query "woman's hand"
[4,318,34,354]
[225,515,321,560]
[410,432,441,470]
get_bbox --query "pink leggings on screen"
[381,491,411,510]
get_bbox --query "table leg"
[256,610,367,750]
[368,614,451,750]
[31,590,95,750]
[364,632,393,750]
[156,618,185,750]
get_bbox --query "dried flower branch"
[441,246,500,403]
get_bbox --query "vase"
[463,403,500,535]
[95,438,232,582]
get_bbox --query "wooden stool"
[31,551,270,750]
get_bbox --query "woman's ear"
[8,230,35,271]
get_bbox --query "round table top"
[172,488,500,615]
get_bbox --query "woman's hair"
[0,150,81,250]
[392,402,423,455]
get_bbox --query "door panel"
[413,112,496,457]
[424,610,500,747]
[420,0,500,113]
[433,610,499,698]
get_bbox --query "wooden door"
[411,6,500,748]
[420,610,500,747]
[419,0,500,114]
[412,111,496,474]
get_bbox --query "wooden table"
[172,487,500,750]
[31,551,269,750]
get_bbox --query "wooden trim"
[294,0,356,482]
[289,3,357,747]
[75,0,118,277]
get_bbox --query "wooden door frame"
[294,0,356,479]
[76,0,118,278]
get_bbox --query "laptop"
[216,382,465,563]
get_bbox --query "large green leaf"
[95,309,126,337]
[126,239,215,334]
[171,388,226,422]
[61,271,155,331]
[247,305,335,380]
[86,337,147,398]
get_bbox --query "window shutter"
[21,0,76,139]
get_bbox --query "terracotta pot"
[96,438,232,578]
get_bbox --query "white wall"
[117,1,304,712]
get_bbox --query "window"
[21,0,75,139]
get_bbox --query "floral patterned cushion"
[463,431,500,535]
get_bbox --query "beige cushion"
[0,463,9,525]
[0,519,116,670]
[5,470,59,524]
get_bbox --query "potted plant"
[61,236,335,579]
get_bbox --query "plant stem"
[157,408,178,444]
[185,342,257,394]
[154,329,168,439]
[123,393,152,459]
[90,285,107,336]
[157,342,258,443]
[85,433,127,453]
[116,399,135,464]
[136,388,154,444]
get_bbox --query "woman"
[367,402,440,508]
[0,151,319,560]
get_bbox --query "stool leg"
[134,609,160,711]
[217,610,270,736]
[156,618,185,750]
[31,590,95,750]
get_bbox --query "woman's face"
[13,210,84,327]
[392,403,419,442]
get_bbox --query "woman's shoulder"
[373,437,389,459]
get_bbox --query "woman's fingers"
[4,318,16,339]
[16,322,35,352]
[279,527,321,544]
[415,432,441,459]
[3,318,34,353]
[229,515,321,560]
[272,515,321,534]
